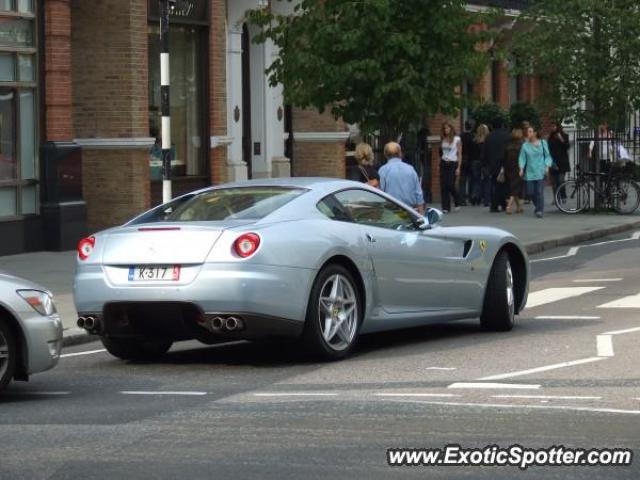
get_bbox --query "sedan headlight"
[17,290,57,316]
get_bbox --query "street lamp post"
[159,0,174,204]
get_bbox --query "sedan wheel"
[0,319,17,391]
[303,265,361,360]
[480,251,516,332]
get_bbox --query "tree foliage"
[509,102,541,130]
[510,0,640,129]
[471,102,509,129]
[249,0,492,136]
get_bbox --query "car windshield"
[164,187,306,222]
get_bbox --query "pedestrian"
[519,125,553,218]
[379,142,425,214]
[482,118,511,212]
[439,122,462,213]
[470,123,489,206]
[547,121,570,204]
[353,143,379,188]
[459,121,475,206]
[504,128,525,214]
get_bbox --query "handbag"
[496,168,505,184]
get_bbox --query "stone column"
[225,26,248,182]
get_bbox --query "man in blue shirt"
[378,142,425,214]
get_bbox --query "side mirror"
[418,208,443,230]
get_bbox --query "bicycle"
[555,163,640,214]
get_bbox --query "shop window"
[0,4,38,219]
[148,24,205,179]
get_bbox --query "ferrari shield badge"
[479,240,488,253]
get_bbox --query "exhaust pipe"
[210,316,224,330]
[77,317,86,328]
[225,316,243,331]
[84,316,95,330]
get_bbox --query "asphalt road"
[1,231,640,479]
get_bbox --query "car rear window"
[165,187,306,222]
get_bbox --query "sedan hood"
[101,222,253,265]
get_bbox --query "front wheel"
[101,336,173,361]
[556,179,589,214]
[480,251,516,332]
[611,179,640,214]
[303,265,362,360]
[0,319,17,391]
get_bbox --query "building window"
[148,24,206,179]
[0,1,38,220]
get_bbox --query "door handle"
[366,233,376,243]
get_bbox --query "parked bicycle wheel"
[556,180,589,214]
[611,178,640,214]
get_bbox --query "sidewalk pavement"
[1,190,639,347]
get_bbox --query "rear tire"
[0,319,17,391]
[101,336,172,361]
[480,251,516,332]
[302,264,362,361]
[611,179,640,214]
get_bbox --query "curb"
[523,220,640,255]
[60,219,640,350]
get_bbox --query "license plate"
[128,265,181,281]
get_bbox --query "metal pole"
[160,0,172,203]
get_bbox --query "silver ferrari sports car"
[74,178,529,360]
[0,272,63,390]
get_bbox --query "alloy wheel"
[318,273,358,351]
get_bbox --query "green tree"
[471,102,509,129]
[509,102,541,130]
[249,0,492,139]
[510,0,640,132]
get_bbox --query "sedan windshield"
[165,187,306,222]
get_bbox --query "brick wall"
[45,0,73,141]
[292,107,346,178]
[209,0,227,185]
[83,150,150,231]
[71,0,150,230]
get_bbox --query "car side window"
[333,189,417,231]
[317,195,352,222]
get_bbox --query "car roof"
[192,177,363,195]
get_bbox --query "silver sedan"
[74,178,529,361]
[0,272,63,390]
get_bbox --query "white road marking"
[121,391,207,396]
[596,335,614,357]
[598,293,640,309]
[602,326,640,336]
[478,357,605,381]
[395,400,640,416]
[447,382,540,390]
[530,231,640,263]
[253,392,338,397]
[61,349,107,358]
[425,367,457,371]
[573,278,622,283]
[534,315,601,320]
[525,287,605,308]
[375,393,461,398]
[492,395,601,400]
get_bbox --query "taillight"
[233,233,261,258]
[77,236,95,261]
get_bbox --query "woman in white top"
[440,122,462,213]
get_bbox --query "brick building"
[0,0,534,255]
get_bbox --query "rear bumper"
[74,262,315,335]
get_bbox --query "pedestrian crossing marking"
[526,287,605,309]
[598,293,640,309]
